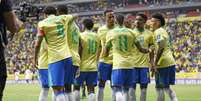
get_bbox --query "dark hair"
[152,13,165,26]
[104,9,114,16]
[57,5,68,14]
[83,18,94,30]
[43,6,57,15]
[136,13,148,22]
[115,14,124,26]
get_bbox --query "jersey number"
[118,35,128,51]
[88,39,97,54]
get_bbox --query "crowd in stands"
[5,14,200,75]
[167,20,201,72]
[12,0,201,14]
[5,0,200,75]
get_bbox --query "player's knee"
[87,85,95,94]
[52,86,64,92]
[73,85,80,91]
[140,84,148,89]
[64,84,72,93]
[98,80,106,88]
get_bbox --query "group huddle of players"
[34,5,178,101]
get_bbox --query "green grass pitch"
[3,83,201,101]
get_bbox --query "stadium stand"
[5,0,200,78]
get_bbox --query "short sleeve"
[37,23,45,36]
[155,32,164,43]
[63,15,74,25]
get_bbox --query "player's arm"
[134,41,150,53]
[149,44,156,77]
[2,0,23,34]
[34,27,44,68]
[78,37,83,59]
[96,40,101,61]
[155,40,165,66]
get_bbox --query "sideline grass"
[3,83,201,101]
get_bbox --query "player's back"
[38,15,73,64]
[67,22,81,66]
[80,30,100,72]
[106,27,135,69]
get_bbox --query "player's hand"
[150,65,157,78]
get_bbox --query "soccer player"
[73,18,100,101]
[124,14,134,29]
[150,13,178,101]
[132,13,155,101]
[57,5,81,101]
[97,9,115,101]
[34,6,76,101]
[105,14,151,101]
[37,39,51,101]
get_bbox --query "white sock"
[165,88,178,101]
[88,93,96,101]
[112,88,116,101]
[123,90,128,101]
[56,93,67,101]
[39,88,49,101]
[115,91,124,101]
[140,88,147,101]
[156,88,165,101]
[52,92,56,101]
[64,93,73,101]
[73,90,80,101]
[128,88,136,101]
[96,87,104,101]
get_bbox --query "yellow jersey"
[67,21,81,66]
[153,27,175,68]
[106,27,136,69]
[38,39,48,69]
[37,15,73,64]
[80,30,101,72]
[132,28,154,68]
[98,25,114,64]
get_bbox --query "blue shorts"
[112,69,136,87]
[38,69,49,88]
[155,65,176,88]
[135,68,150,85]
[75,72,97,86]
[65,65,78,85]
[48,58,73,87]
[98,62,112,81]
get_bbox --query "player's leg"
[164,66,177,101]
[124,69,136,101]
[64,65,78,101]
[81,84,86,98]
[86,72,97,101]
[112,69,125,101]
[38,69,50,101]
[97,62,112,101]
[49,58,70,101]
[139,68,150,101]
[73,72,85,101]
[155,68,167,101]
